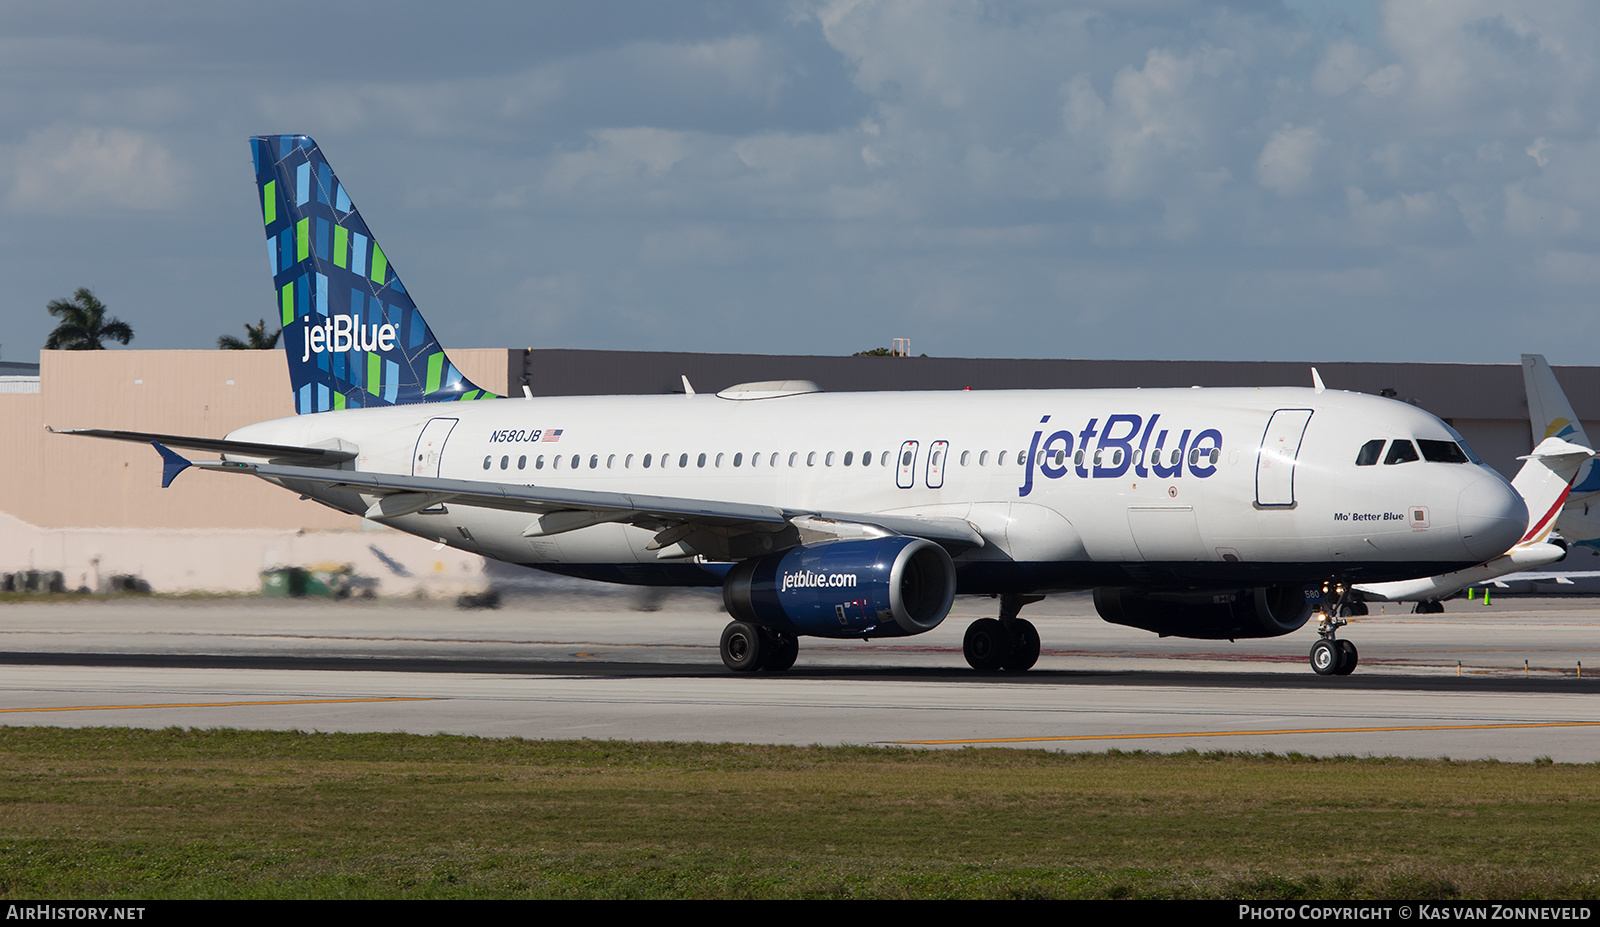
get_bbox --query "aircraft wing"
[1480,569,1600,588]
[1352,541,1568,602]
[154,445,986,556]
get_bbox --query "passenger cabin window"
[1417,439,1469,463]
[1384,440,1420,465]
[1355,439,1384,466]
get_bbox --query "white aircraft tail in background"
[1524,354,1600,550]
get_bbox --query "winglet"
[1311,367,1325,393]
[152,442,192,489]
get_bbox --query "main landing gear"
[720,620,799,673]
[963,593,1044,672]
[1309,581,1359,676]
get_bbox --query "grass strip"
[0,727,1597,899]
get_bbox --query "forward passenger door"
[1256,409,1313,507]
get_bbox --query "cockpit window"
[1384,440,1420,465]
[1443,424,1484,464]
[1417,439,1469,463]
[1355,439,1384,466]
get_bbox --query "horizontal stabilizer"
[54,428,357,466]
[1519,436,1597,462]
[152,442,191,489]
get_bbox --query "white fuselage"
[228,386,1527,592]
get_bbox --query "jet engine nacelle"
[1093,585,1312,640]
[723,536,957,639]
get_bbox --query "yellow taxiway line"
[896,720,1600,746]
[0,697,438,714]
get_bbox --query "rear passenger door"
[413,417,457,477]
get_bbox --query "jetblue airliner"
[67,136,1529,676]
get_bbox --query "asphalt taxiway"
[2,589,1597,761]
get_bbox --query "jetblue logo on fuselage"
[1018,413,1224,497]
[299,313,398,362]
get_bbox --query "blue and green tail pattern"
[251,135,498,414]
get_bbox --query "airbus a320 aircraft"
[65,136,1530,677]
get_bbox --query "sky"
[3,0,1599,365]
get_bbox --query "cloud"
[6,126,184,214]
[1312,40,1376,97]
[7,3,1600,363]
[1535,250,1600,287]
[1256,125,1326,196]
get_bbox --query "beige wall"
[0,348,512,593]
[8,349,511,530]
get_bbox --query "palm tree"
[44,288,134,350]
[218,319,281,350]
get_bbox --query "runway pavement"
[2,589,1597,761]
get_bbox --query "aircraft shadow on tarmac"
[2,650,1597,694]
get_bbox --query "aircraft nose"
[1457,474,1528,561]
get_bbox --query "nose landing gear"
[1310,581,1359,676]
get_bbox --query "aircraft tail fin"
[250,135,498,414]
[1522,354,1588,448]
[1510,436,1595,547]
